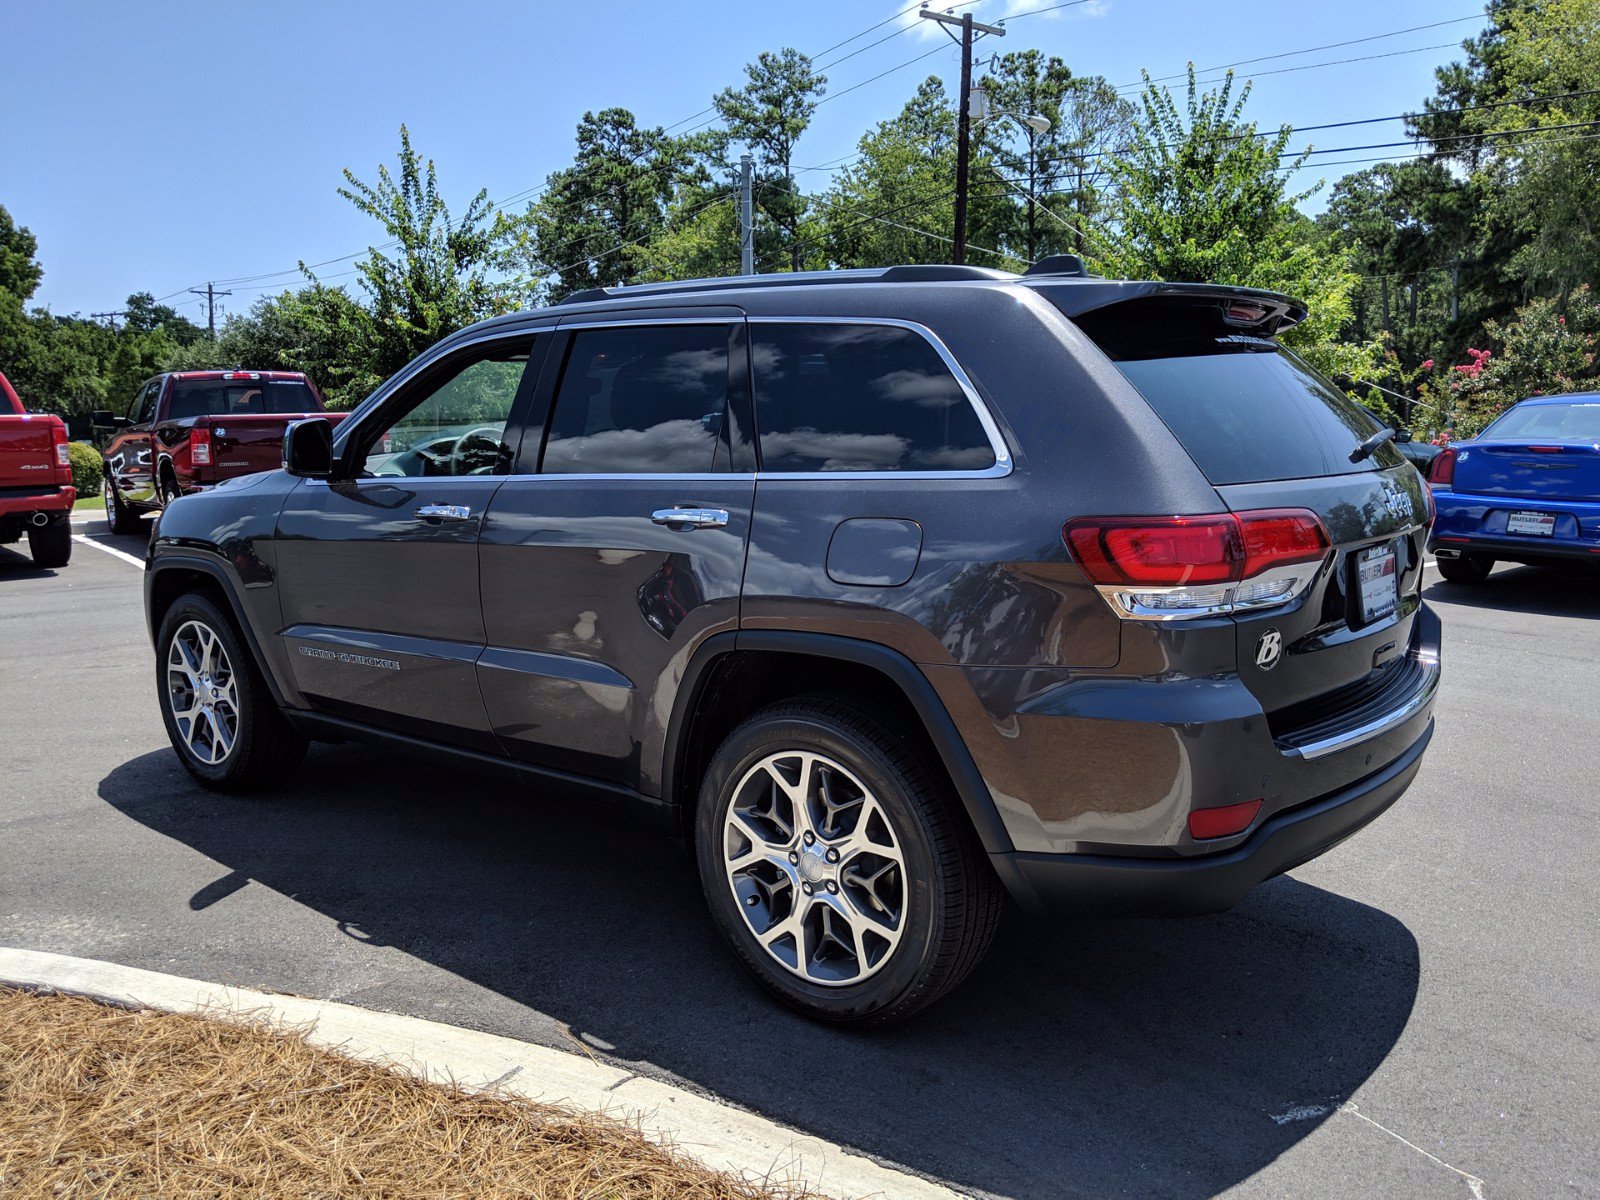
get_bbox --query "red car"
[94,370,345,533]
[0,369,75,568]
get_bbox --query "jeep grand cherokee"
[143,261,1440,1024]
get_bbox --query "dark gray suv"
[144,261,1441,1023]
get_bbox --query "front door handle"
[415,503,473,522]
[651,507,729,530]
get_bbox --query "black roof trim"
[1029,280,1308,332]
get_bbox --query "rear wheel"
[104,477,140,534]
[26,517,71,568]
[156,591,307,791]
[1437,553,1493,584]
[695,696,1002,1025]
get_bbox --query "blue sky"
[2,0,1481,318]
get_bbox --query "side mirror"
[283,417,335,478]
[92,410,129,431]
[1395,427,1414,444]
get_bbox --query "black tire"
[1437,553,1493,584]
[156,591,307,792]
[104,477,141,534]
[158,465,183,508]
[695,696,1002,1025]
[26,517,71,568]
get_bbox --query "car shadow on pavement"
[1426,561,1599,618]
[0,545,61,578]
[100,747,1420,1200]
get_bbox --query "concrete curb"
[0,948,964,1200]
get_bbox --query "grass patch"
[0,987,819,1200]
[72,494,104,512]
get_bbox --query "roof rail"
[555,264,1016,306]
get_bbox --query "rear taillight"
[1064,509,1330,621]
[50,423,72,483]
[1429,446,1456,487]
[191,426,211,466]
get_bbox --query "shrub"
[67,441,102,496]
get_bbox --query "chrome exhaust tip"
[1433,547,1462,560]
[29,511,51,528]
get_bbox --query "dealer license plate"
[1506,510,1556,536]
[1356,543,1398,623]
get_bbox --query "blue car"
[1428,393,1600,582]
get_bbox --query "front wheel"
[1437,553,1493,584]
[156,592,307,791]
[104,478,141,534]
[695,697,1002,1025]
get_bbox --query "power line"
[1128,14,1483,88]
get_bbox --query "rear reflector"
[1064,510,1330,620]
[1429,447,1456,487]
[191,427,211,465]
[1188,799,1262,840]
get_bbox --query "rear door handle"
[415,503,473,522]
[651,507,729,530]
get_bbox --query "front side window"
[541,324,732,474]
[750,323,996,473]
[133,380,161,424]
[363,342,533,478]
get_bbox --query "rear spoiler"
[1026,280,1308,337]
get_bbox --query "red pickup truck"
[0,369,75,568]
[94,370,345,533]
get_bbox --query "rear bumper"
[996,719,1432,915]
[1429,488,1600,563]
[0,485,75,518]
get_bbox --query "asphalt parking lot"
[2,518,1596,1199]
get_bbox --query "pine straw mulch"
[0,986,822,1200]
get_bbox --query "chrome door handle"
[651,507,729,530]
[415,503,473,522]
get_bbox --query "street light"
[969,89,1051,134]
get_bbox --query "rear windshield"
[1482,400,1600,441]
[1072,300,1402,485]
[169,379,319,419]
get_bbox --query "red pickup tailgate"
[200,412,348,478]
[0,415,67,490]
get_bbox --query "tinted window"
[542,324,731,474]
[365,343,532,478]
[751,324,995,473]
[168,379,319,419]
[1482,399,1600,440]
[133,380,160,423]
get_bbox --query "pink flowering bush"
[1419,285,1600,439]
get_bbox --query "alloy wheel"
[165,619,239,765]
[722,750,908,986]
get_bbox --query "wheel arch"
[146,553,291,708]
[663,631,1015,857]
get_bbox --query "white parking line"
[72,534,146,569]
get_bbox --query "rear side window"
[1073,300,1402,485]
[750,323,996,473]
[542,324,732,474]
[168,379,319,418]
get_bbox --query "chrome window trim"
[746,316,1013,480]
[554,316,741,331]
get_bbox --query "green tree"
[712,48,826,271]
[1411,0,1600,310]
[531,108,695,299]
[977,53,1131,264]
[0,205,44,302]
[329,124,529,381]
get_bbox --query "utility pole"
[739,152,755,276]
[90,310,125,332]
[919,7,1005,264]
[1451,257,1461,323]
[189,282,232,339]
